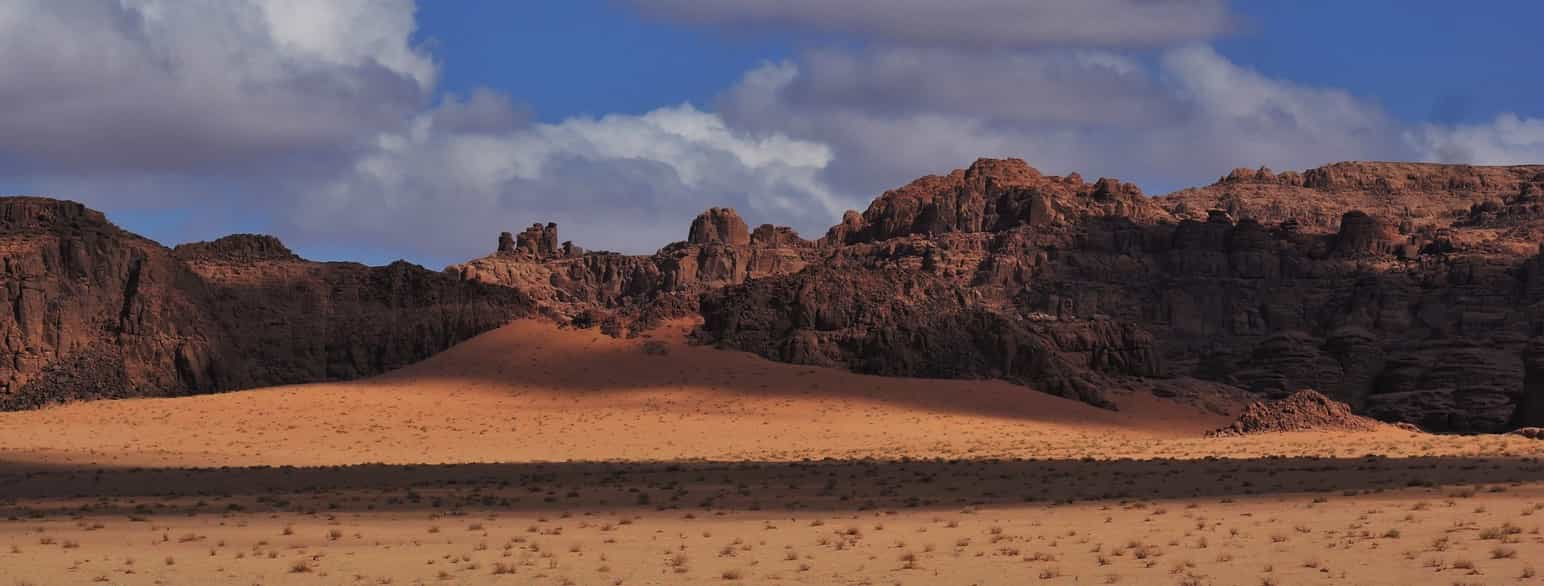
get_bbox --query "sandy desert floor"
[1,319,1542,585]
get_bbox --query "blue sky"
[418,1,795,122]
[1218,1,1544,125]
[1,1,1541,266]
[422,1,1544,128]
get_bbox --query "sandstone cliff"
[0,198,531,407]
[693,159,1544,432]
[10,156,1544,433]
[447,208,815,335]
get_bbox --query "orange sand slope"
[0,319,1227,468]
[1,318,1539,470]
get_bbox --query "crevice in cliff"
[116,255,144,334]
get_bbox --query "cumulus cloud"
[719,45,1405,198]
[1148,45,1403,176]
[779,48,1177,126]
[0,0,434,174]
[629,0,1234,48]
[1407,113,1544,165]
[290,99,846,263]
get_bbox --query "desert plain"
[1,319,1541,585]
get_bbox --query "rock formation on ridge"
[447,207,814,335]
[9,157,1544,433]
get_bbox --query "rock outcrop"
[173,234,298,262]
[1,197,531,408]
[827,158,1169,244]
[448,210,815,335]
[515,223,561,257]
[1332,211,1395,256]
[1208,390,1383,436]
[688,208,751,246]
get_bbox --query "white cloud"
[252,0,436,89]
[292,99,846,262]
[1147,45,1402,175]
[718,45,1405,198]
[1407,113,1544,165]
[0,0,432,173]
[778,48,1174,126]
[630,0,1234,48]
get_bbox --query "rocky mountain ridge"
[6,158,1544,432]
[434,158,1544,432]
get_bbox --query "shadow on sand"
[2,454,1541,517]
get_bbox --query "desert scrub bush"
[1478,523,1521,540]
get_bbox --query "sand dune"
[3,319,1544,585]
[0,319,1232,469]
[2,318,1539,467]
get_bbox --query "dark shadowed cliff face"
[0,198,531,408]
[697,265,1156,409]
[694,159,1544,432]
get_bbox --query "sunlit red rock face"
[7,158,1544,432]
[447,207,815,335]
